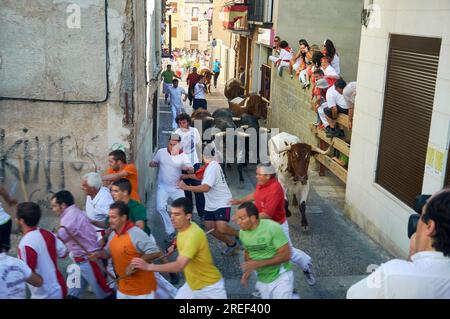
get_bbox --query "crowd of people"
[269,37,356,138]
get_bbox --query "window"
[191,26,198,41]
[171,2,177,13]
[376,34,441,207]
[171,27,177,38]
[192,7,199,21]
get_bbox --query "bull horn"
[232,117,241,122]
[240,125,249,130]
[243,97,250,109]
[275,144,291,154]
[214,131,226,137]
[205,116,215,121]
[311,142,334,155]
[236,131,250,138]
[261,97,270,104]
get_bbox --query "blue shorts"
[204,207,231,222]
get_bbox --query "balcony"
[248,0,273,25]
[220,3,248,32]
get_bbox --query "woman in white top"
[193,76,208,110]
[0,186,17,253]
[174,113,205,219]
[322,39,340,75]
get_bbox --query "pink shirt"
[58,205,101,258]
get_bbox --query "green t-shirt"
[239,219,292,283]
[128,199,151,235]
[162,70,175,83]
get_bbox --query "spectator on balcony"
[269,40,293,77]
[322,39,341,75]
[321,57,340,87]
[324,79,348,137]
[343,81,356,129]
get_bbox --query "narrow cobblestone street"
[149,79,392,299]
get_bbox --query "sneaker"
[221,241,240,256]
[251,291,261,298]
[303,269,316,286]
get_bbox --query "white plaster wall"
[346,0,450,257]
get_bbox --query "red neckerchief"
[116,220,134,236]
[195,163,209,180]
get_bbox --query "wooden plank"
[315,128,350,157]
[336,114,349,128]
[315,154,348,184]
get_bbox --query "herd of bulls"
[189,78,332,229]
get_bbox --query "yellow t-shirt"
[177,222,222,290]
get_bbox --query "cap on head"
[315,78,330,89]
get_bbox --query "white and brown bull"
[268,132,332,231]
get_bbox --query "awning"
[220,4,248,30]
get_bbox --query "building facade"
[345,0,450,257]
[0,0,162,209]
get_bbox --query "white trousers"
[317,102,330,127]
[117,290,155,299]
[256,270,294,299]
[175,278,227,299]
[171,106,182,130]
[280,221,312,272]
[299,69,308,85]
[155,272,178,299]
[269,56,290,73]
[156,184,185,235]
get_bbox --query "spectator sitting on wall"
[321,56,340,87]
[314,78,331,132]
[290,39,307,76]
[324,79,348,138]
[269,40,293,77]
[311,70,327,127]
[343,81,356,129]
[322,39,341,75]
[348,188,450,299]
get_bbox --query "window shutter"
[376,34,441,207]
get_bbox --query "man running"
[150,134,194,243]
[236,202,294,299]
[167,79,188,130]
[186,67,201,106]
[161,64,179,105]
[91,202,162,299]
[102,150,141,202]
[131,197,227,299]
[178,145,240,255]
[51,190,114,299]
[230,163,316,285]
[16,202,68,299]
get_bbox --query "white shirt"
[326,85,348,109]
[168,86,186,110]
[323,64,339,79]
[153,148,193,187]
[85,186,114,226]
[0,253,32,299]
[0,201,11,225]
[201,160,232,211]
[175,127,202,165]
[331,53,340,75]
[347,251,450,299]
[194,83,206,99]
[18,228,67,299]
[278,48,293,61]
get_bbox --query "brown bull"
[224,78,244,100]
[269,132,332,231]
[228,93,270,119]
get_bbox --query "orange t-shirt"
[108,222,157,295]
[106,164,141,202]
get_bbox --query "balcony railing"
[248,0,273,24]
